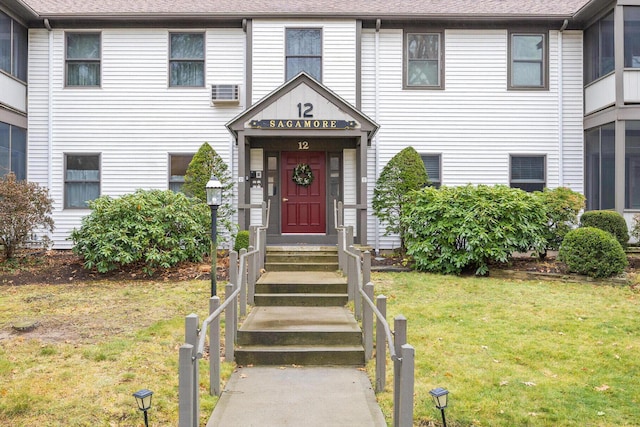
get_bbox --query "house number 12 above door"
[298,141,309,150]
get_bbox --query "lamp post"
[429,387,449,427]
[206,173,222,297]
[132,389,153,427]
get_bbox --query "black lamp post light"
[206,173,223,297]
[429,387,449,427]
[132,388,153,427]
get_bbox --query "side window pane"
[0,12,10,74]
[601,124,616,209]
[600,12,615,77]
[13,21,27,81]
[625,121,640,209]
[407,33,440,87]
[169,154,193,192]
[66,33,101,86]
[285,28,321,81]
[10,126,26,180]
[65,154,100,208]
[625,7,640,68]
[169,33,205,87]
[510,156,545,192]
[421,154,441,188]
[585,124,615,211]
[585,128,601,211]
[0,122,9,178]
[511,34,544,88]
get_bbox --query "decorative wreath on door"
[292,163,314,187]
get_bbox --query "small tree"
[0,173,54,259]
[372,147,429,251]
[183,142,236,244]
[534,187,585,258]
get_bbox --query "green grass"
[368,272,640,426]
[0,280,234,426]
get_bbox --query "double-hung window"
[625,7,640,68]
[405,32,442,88]
[286,28,322,81]
[0,122,26,180]
[0,11,27,81]
[65,154,100,208]
[169,154,194,192]
[169,33,205,87]
[66,33,101,87]
[510,155,545,192]
[509,33,546,89]
[421,154,441,188]
[585,12,614,84]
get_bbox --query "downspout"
[374,18,381,255]
[45,19,52,191]
[558,19,568,188]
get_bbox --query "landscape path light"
[132,388,153,427]
[429,387,449,427]
[206,173,222,297]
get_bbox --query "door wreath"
[292,163,314,187]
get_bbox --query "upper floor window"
[169,154,193,192]
[509,33,546,89]
[510,155,545,192]
[585,11,614,84]
[0,11,27,82]
[65,154,100,208]
[625,7,640,68]
[0,122,26,180]
[169,33,205,87]
[421,154,441,188]
[405,32,442,89]
[286,28,322,81]
[66,33,101,87]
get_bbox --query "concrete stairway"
[264,245,339,272]
[235,247,365,366]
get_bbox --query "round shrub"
[579,210,629,247]
[233,230,250,252]
[558,227,628,278]
[70,189,210,274]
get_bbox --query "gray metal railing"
[335,200,415,427]
[178,201,269,427]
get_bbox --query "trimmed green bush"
[403,184,547,275]
[558,227,628,278]
[233,230,250,252]
[579,210,629,247]
[372,146,429,251]
[70,189,210,274]
[533,187,585,258]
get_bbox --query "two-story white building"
[1,0,639,251]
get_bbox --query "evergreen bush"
[579,210,629,247]
[403,184,546,275]
[558,227,628,278]
[372,146,429,251]
[533,187,585,258]
[233,230,250,252]
[70,189,210,274]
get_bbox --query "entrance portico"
[226,73,378,245]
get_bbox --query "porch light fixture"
[206,173,223,297]
[132,388,153,427]
[429,387,449,427]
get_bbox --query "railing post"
[229,250,238,289]
[337,228,344,272]
[363,282,374,360]
[346,225,354,248]
[178,344,195,427]
[209,296,221,396]
[393,315,407,427]
[225,283,235,362]
[185,314,199,426]
[249,225,256,250]
[363,250,371,286]
[350,245,361,320]
[399,344,415,427]
[376,295,387,392]
[338,201,344,227]
[239,248,247,312]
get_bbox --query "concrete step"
[266,253,338,263]
[235,345,365,366]
[256,282,347,294]
[254,293,348,307]
[238,330,362,346]
[265,262,339,272]
[265,246,339,272]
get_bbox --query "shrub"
[372,147,429,251]
[183,142,236,245]
[631,213,640,243]
[233,230,250,252]
[0,173,54,259]
[70,189,210,274]
[533,187,585,257]
[558,227,628,278]
[579,210,629,247]
[403,185,547,275]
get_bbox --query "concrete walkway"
[206,365,386,427]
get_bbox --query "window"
[169,33,205,87]
[585,123,615,211]
[66,33,101,86]
[65,154,100,208]
[585,12,614,84]
[405,32,442,88]
[421,154,441,188]
[286,28,322,81]
[169,154,193,192]
[626,121,640,209]
[510,33,546,89]
[510,155,545,192]
[0,11,27,81]
[625,7,640,68]
[0,122,26,180]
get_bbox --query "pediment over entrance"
[226,73,379,141]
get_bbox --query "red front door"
[281,151,326,234]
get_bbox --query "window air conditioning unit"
[211,84,240,105]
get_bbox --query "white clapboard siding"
[343,148,357,235]
[27,29,50,187]
[252,20,356,104]
[29,28,245,248]
[361,28,584,249]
